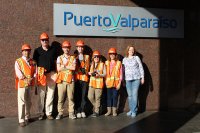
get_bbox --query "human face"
[62,47,70,54]
[93,55,100,63]
[109,53,116,60]
[22,50,31,58]
[128,47,135,56]
[77,46,84,54]
[40,39,49,47]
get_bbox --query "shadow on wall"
[51,41,63,56]
[137,52,153,113]
[51,41,62,117]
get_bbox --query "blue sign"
[54,4,184,38]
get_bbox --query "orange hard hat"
[40,32,49,40]
[62,41,71,48]
[93,50,101,56]
[108,48,117,54]
[76,40,84,47]
[21,44,31,51]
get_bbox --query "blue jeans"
[126,80,140,114]
[107,87,118,107]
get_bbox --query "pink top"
[109,61,123,81]
[15,56,37,79]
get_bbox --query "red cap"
[76,40,84,47]
[21,44,31,51]
[62,41,71,48]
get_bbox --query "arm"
[56,57,65,72]
[136,56,145,84]
[65,58,76,71]
[98,64,106,77]
[15,61,25,79]
[116,63,123,90]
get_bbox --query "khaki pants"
[18,86,32,123]
[88,87,102,113]
[57,81,75,114]
[38,72,56,116]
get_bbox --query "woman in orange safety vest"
[104,48,122,117]
[74,40,90,118]
[88,50,106,117]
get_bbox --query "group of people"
[15,32,144,127]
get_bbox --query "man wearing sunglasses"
[33,32,58,120]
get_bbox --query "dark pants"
[107,87,118,107]
[74,80,88,113]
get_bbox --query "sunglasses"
[41,39,49,42]
[22,49,31,52]
[94,56,100,58]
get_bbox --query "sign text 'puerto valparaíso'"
[54,4,184,38]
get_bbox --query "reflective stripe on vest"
[15,58,35,88]
[89,62,104,89]
[56,55,74,83]
[75,55,90,82]
[105,60,121,88]
[37,67,46,86]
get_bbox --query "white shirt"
[122,56,144,80]
[15,56,37,79]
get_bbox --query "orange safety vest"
[56,55,75,84]
[15,58,36,89]
[105,60,121,88]
[89,62,104,89]
[37,67,47,86]
[75,55,90,82]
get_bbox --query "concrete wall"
[1,0,196,117]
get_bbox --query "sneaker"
[47,115,54,120]
[81,112,86,118]
[56,114,63,120]
[77,113,81,118]
[126,111,132,116]
[69,113,76,120]
[25,118,31,125]
[91,112,99,117]
[19,122,26,127]
[38,115,44,120]
[131,113,136,118]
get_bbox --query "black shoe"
[25,119,31,125]
[47,115,54,120]
[91,112,99,117]
[19,122,26,127]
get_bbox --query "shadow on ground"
[114,111,198,133]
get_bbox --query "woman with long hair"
[122,45,144,117]
[105,48,122,116]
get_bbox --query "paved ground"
[0,111,199,133]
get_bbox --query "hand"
[24,78,33,85]
[95,73,100,78]
[80,68,86,74]
[88,72,92,75]
[60,65,65,70]
[116,82,121,90]
[141,78,145,85]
